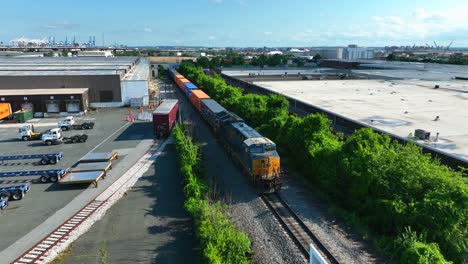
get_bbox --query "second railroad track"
[261,193,339,264]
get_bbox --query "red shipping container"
[152,99,179,138]
[190,90,210,112]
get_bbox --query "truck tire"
[81,124,87,129]
[50,175,58,182]
[0,192,10,200]
[11,190,24,201]
[79,136,85,143]
[40,175,49,183]
[22,136,29,141]
[71,137,78,143]
[40,158,48,165]
[49,157,57,164]
[61,126,68,131]
[45,140,52,146]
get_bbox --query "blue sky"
[1,0,468,47]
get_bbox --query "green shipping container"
[13,110,33,123]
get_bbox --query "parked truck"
[41,128,88,145]
[152,99,179,138]
[18,124,48,141]
[0,103,12,121]
[58,116,94,131]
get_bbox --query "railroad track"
[261,193,339,264]
[12,199,107,264]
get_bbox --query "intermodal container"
[152,99,179,138]
[184,83,198,98]
[175,77,189,91]
[190,90,210,112]
[0,103,12,120]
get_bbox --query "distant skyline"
[2,0,468,47]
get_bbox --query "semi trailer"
[0,152,64,165]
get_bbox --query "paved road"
[0,108,155,262]
[59,144,197,264]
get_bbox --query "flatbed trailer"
[0,184,31,202]
[79,152,118,163]
[0,169,66,183]
[0,152,64,165]
[58,170,106,187]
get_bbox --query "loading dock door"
[45,100,60,113]
[66,100,80,113]
[21,103,34,112]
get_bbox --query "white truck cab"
[58,116,75,129]
[42,128,63,145]
[18,124,41,140]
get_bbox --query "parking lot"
[0,108,155,261]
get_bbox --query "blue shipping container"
[184,83,198,97]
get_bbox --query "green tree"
[267,54,283,66]
[197,57,210,68]
[387,53,397,61]
[313,53,322,61]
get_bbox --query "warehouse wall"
[121,80,149,106]
[0,75,122,103]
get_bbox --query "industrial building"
[0,57,150,116]
[309,45,374,60]
[309,47,344,60]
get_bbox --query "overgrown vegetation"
[173,125,252,264]
[178,62,468,263]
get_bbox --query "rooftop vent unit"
[415,129,430,140]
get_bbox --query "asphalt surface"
[59,144,197,264]
[0,108,155,261]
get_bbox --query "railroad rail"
[13,200,106,263]
[261,193,339,264]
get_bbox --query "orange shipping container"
[176,78,185,91]
[0,103,12,120]
[176,78,190,91]
[190,90,210,112]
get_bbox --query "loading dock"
[0,88,89,117]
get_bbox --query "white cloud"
[238,0,247,6]
[143,27,152,33]
[44,23,79,30]
[208,35,216,40]
[291,6,468,45]
[264,31,272,35]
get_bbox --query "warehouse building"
[0,57,150,115]
[0,88,89,117]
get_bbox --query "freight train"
[168,69,282,193]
